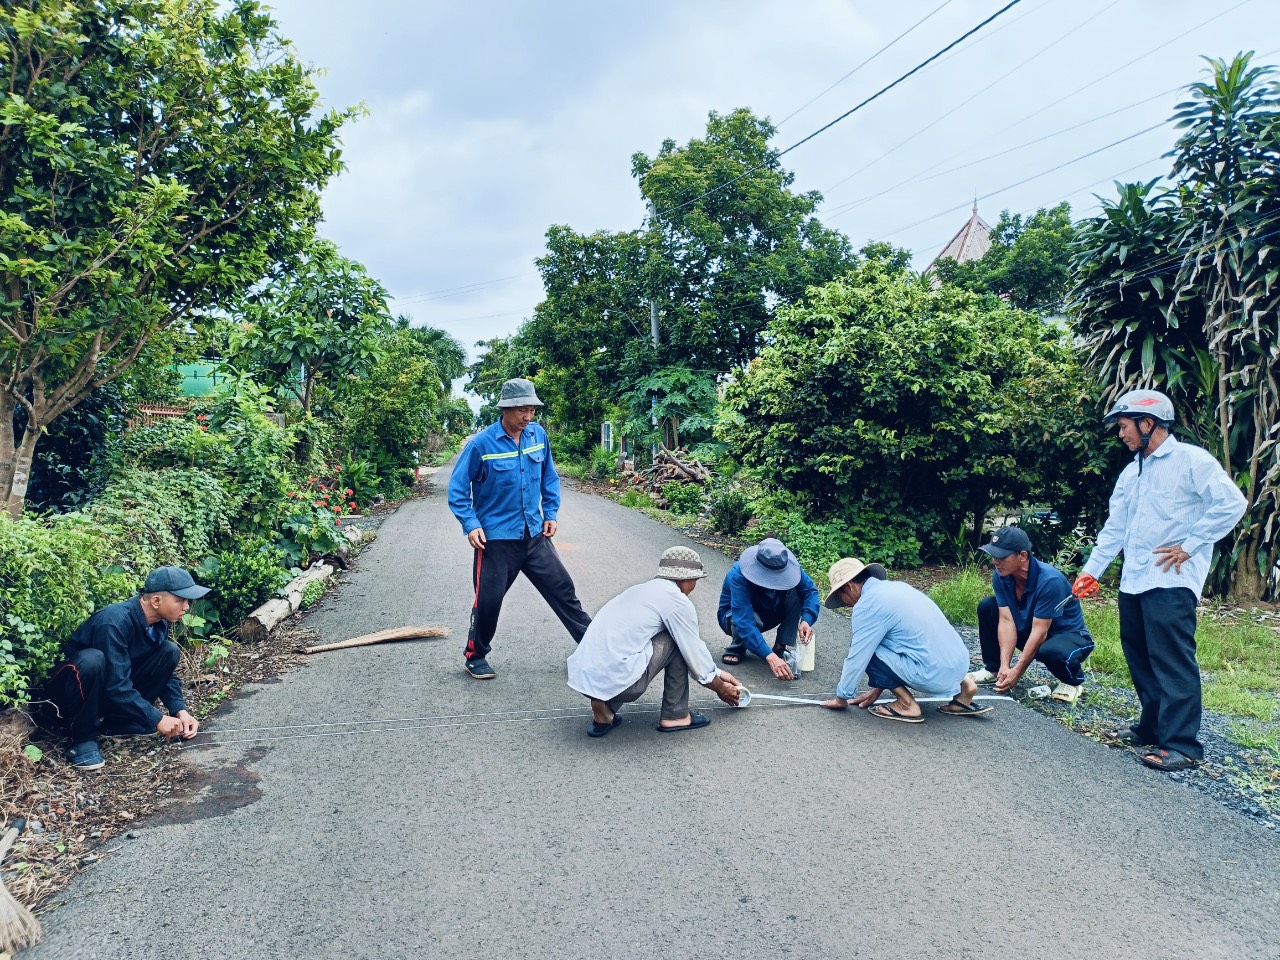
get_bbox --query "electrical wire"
[656,0,1025,218]
[821,0,1122,197]
[775,0,959,127]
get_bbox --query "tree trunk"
[3,421,40,519]
[0,390,17,511]
[1229,540,1265,603]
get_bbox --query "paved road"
[29,460,1280,959]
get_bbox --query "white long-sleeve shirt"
[1082,436,1247,598]
[567,578,719,701]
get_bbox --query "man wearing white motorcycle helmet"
[1071,389,1246,772]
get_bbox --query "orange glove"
[1072,573,1100,599]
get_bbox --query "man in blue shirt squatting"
[818,557,992,722]
[718,538,820,681]
[969,525,1094,704]
[448,378,592,680]
[37,566,208,770]
[1071,389,1246,772]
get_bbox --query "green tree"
[227,238,391,414]
[933,203,1075,313]
[634,108,855,373]
[406,323,467,392]
[723,253,1106,561]
[1070,53,1280,599]
[0,0,353,515]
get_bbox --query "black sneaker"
[465,658,496,679]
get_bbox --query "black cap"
[141,566,211,600]
[979,526,1032,559]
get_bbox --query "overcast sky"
[259,0,1279,367]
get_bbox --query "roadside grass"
[927,571,1280,733]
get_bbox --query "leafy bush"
[664,482,703,516]
[339,457,378,507]
[276,479,354,566]
[709,486,751,535]
[301,578,326,609]
[88,468,233,575]
[720,253,1110,562]
[0,514,131,704]
[750,507,923,592]
[587,446,618,480]
[201,538,290,630]
[617,488,653,510]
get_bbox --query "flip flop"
[869,704,924,724]
[1105,724,1147,746]
[938,698,994,716]
[587,715,623,738]
[1138,748,1199,772]
[656,712,712,733]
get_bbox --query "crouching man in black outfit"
[38,566,209,770]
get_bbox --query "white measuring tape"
[738,689,1015,707]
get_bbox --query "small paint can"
[734,685,752,708]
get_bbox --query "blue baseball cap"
[142,566,211,600]
[979,526,1033,559]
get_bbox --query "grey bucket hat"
[739,538,801,590]
[497,378,544,408]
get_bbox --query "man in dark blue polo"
[39,566,208,771]
[448,378,591,680]
[718,538,820,681]
[971,526,1094,703]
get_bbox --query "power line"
[821,0,1122,198]
[826,83,1181,221]
[390,274,525,307]
[775,0,959,127]
[863,122,1167,238]
[655,0,1025,218]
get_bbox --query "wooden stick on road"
[302,626,449,655]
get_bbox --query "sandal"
[937,698,993,716]
[869,703,924,724]
[1105,724,1146,746]
[1138,748,1199,772]
[721,652,743,665]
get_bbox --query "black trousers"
[37,640,180,741]
[720,587,803,659]
[1118,588,1202,760]
[465,534,591,662]
[976,596,1094,685]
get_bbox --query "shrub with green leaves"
[663,482,703,516]
[587,446,618,480]
[87,468,233,576]
[0,513,132,705]
[201,538,290,631]
[709,486,751,535]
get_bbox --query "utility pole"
[649,202,660,456]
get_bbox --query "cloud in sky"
[260,0,1279,361]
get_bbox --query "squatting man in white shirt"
[567,546,742,736]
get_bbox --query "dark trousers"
[37,640,180,741]
[865,653,908,692]
[976,596,1094,685]
[465,534,591,662]
[720,587,803,658]
[605,631,690,721]
[1119,588,1202,760]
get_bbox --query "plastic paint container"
[733,685,752,708]
[798,636,816,673]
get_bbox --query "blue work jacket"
[448,420,560,539]
[717,562,821,660]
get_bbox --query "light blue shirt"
[1082,436,1247,598]
[835,579,969,700]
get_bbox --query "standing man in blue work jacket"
[1072,389,1246,772]
[448,378,591,680]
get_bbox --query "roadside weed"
[927,566,990,625]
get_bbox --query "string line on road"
[185,695,1016,748]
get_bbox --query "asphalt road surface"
[28,459,1280,959]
